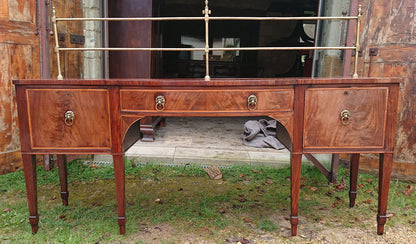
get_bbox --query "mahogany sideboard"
[13,77,400,236]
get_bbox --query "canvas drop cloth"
[242,119,285,150]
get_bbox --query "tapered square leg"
[22,154,39,233]
[330,154,339,184]
[377,153,393,235]
[290,153,302,236]
[57,155,69,206]
[113,154,126,234]
[349,154,360,207]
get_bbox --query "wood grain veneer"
[26,89,111,149]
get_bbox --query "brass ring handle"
[155,95,166,112]
[340,110,351,125]
[247,94,257,111]
[64,110,75,126]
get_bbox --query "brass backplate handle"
[155,95,166,112]
[64,110,74,126]
[340,110,351,125]
[247,94,257,111]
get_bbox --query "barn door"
[49,0,84,78]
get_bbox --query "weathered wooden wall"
[49,0,83,79]
[0,0,38,174]
[356,0,416,166]
[0,0,83,174]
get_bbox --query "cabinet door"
[303,87,388,149]
[27,89,111,149]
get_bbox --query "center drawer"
[120,89,294,113]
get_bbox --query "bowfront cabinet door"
[303,87,388,150]
[26,89,111,150]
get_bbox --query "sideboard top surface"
[13,77,401,87]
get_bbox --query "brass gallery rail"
[51,0,363,80]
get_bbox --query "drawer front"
[303,87,388,149]
[27,89,111,149]
[120,89,293,112]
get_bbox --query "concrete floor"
[94,117,331,168]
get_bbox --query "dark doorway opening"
[157,0,319,78]
[108,0,319,79]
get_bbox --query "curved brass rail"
[52,1,362,80]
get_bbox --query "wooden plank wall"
[0,0,83,173]
[354,0,416,177]
[0,0,38,174]
[49,0,83,79]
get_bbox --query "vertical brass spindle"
[203,0,211,81]
[353,5,362,79]
[52,7,63,80]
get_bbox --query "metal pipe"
[103,0,109,79]
[340,10,348,46]
[39,0,52,170]
[203,0,211,81]
[35,0,39,35]
[311,0,324,78]
[342,0,358,77]
[40,0,50,79]
[55,16,358,22]
[58,46,355,51]
[353,5,362,79]
[52,7,63,80]
[59,47,205,51]
[56,17,205,21]
[48,0,53,35]
[208,16,357,20]
[209,46,355,51]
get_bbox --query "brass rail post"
[52,7,63,80]
[202,0,211,81]
[353,5,362,78]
